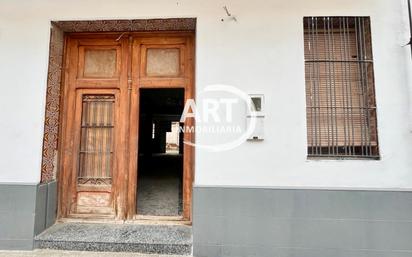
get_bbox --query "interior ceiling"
[140,89,184,115]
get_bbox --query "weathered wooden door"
[59,35,129,218]
[58,33,194,221]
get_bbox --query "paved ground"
[137,176,181,216]
[137,154,183,216]
[0,250,189,257]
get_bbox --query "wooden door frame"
[57,31,195,222]
[127,33,195,221]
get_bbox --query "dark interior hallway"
[136,89,184,217]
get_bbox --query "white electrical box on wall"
[249,94,264,115]
[247,94,265,141]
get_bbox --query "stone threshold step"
[34,223,192,256]
[0,249,190,257]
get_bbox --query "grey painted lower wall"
[193,187,412,257]
[34,181,57,236]
[0,181,57,250]
[2,182,412,255]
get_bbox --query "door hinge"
[127,79,132,90]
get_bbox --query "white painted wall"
[0,0,411,189]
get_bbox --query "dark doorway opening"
[137,88,185,217]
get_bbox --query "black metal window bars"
[304,17,379,159]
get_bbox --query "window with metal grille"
[78,95,115,185]
[304,17,379,159]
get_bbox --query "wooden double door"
[58,32,194,221]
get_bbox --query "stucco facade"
[0,0,412,256]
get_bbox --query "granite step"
[34,223,192,255]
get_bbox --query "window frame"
[303,16,380,160]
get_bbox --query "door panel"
[74,92,118,215]
[142,45,185,77]
[76,41,123,87]
[80,47,120,78]
[60,36,127,219]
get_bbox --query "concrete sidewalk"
[0,250,190,257]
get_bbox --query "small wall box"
[247,94,265,141]
[248,95,264,116]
